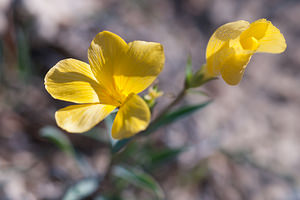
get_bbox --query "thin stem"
[155,87,186,120]
[85,86,188,199]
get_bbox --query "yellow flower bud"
[203,19,286,85]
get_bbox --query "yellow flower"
[203,18,286,85]
[44,31,165,139]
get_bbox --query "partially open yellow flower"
[144,86,163,108]
[144,86,163,101]
[45,31,165,139]
[203,19,286,85]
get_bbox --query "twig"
[155,87,186,120]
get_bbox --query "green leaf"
[190,76,217,88]
[136,146,186,171]
[40,126,75,156]
[82,127,109,143]
[145,100,212,134]
[0,40,4,83]
[189,65,218,88]
[40,126,95,176]
[187,89,210,97]
[150,147,185,167]
[16,28,32,80]
[112,166,164,200]
[112,100,212,153]
[185,54,193,87]
[111,138,132,154]
[104,111,118,147]
[63,177,100,200]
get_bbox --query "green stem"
[155,87,186,120]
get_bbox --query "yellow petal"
[112,93,150,139]
[45,59,101,104]
[240,19,286,53]
[240,36,260,51]
[88,31,128,103]
[55,104,116,133]
[206,42,235,76]
[88,31,165,98]
[220,53,252,85]
[206,20,250,76]
[114,41,165,95]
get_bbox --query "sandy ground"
[0,0,300,199]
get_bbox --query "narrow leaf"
[40,126,75,156]
[145,100,212,134]
[0,40,4,83]
[17,28,32,80]
[150,147,185,166]
[111,138,132,154]
[185,54,193,86]
[83,127,109,143]
[187,89,210,97]
[63,177,100,200]
[105,110,118,147]
[40,126,95,176]
[112,166,164,199]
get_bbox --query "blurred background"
[0,0,300,199]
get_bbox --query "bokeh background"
[1,0,300,199]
